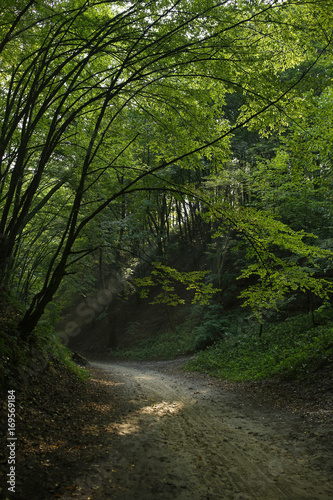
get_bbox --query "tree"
[1,0,333,341]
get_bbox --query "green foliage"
[126,321,143,336]
[110,332,193,361]
[191,304,231,351]
[32,315,90,380]
[1,0,333,349]
[109,329,196,361]
[50,340,90,382]
[186,305,333,381]
[109,303,207,360]
[135,262,220,306]
[207,204,333,321]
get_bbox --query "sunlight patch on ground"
[111,421,140,436]
[109,400,185,436]
[139,401,184,417]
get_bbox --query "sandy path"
[64,360,333,499]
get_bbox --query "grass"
[185,303,333,381]
[107,301,333,382]
[109,304,206,360]
[110,331,201,361]
[108,329,198,361]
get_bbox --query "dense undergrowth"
[2,281,333,387]
[187,303,333,381]
[109,302,333,382]
[109,304,207,360]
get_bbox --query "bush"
[185,305,333,381]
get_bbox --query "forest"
[1,0,333,379]
[1,1,333,498]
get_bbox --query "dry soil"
[58,359,333,499]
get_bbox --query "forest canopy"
[1,0,333,342]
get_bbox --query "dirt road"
[63,360,333,499]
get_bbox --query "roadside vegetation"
[2,2,333,497]
[109,302,333,383]
[186,304,333,381]
[2,0,333,390]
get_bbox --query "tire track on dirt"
[60,361,333,499]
